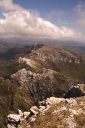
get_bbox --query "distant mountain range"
[0,37,85,54]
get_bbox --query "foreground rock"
[23,112,30,119]
[7,97,65,128]
[7,114,21,124]
[29,96,85,128]
[7,110,30,128]
[30,106,39,115]
[8,96,83,128]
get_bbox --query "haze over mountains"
[0,37,85,54]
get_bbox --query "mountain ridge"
[0,44,85,128]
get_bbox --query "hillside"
[19,44,85,82]
[0,44,85,128]
[0,41,23,53]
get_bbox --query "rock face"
[7,114,21,124]
[30,106,39,115]
[23,112,30,119]
[11,68,78,103]
[7,110,31,128]
[17,109,23,117]
[11,68,28,87]
[18,57,36,68]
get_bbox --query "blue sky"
[13,0,79,13]
[0,0,85,41]
[13,0,80,26]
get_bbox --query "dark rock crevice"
[64,87,85,98]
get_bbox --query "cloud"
[0,0,23,11]
[74,1,85,28]
[0,0,84,40]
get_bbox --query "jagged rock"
[30,106,39,115]
[18,57,36,68]
[29,115,37,124]
[46,97,64,105]
[17,109,23,117]
[23,112,30,119]
[11,68,28,87]
[27,71,37,79]
[65,98,77,105]
[7,114,21,124]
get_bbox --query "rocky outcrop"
[23,112,30,119]
[30,106,39,115]
[11,68,78,102]
[7,114,21,123]
[7,110,31,128]
[7,97,65,128]
[7,96,85,128]
[46,97,64,105]
[18,57,36,68]
[11,68,28,87]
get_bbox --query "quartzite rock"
[30,106,39,115]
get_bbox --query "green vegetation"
[60,63,85,82]
[44,60,85,83]
[0,52,26,79]
[0,78,34,128]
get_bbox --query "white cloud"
[0,0,23,11]
[0,0,84,40]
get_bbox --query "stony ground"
[8,96,85,128]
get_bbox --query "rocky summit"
[1,44,85,128]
